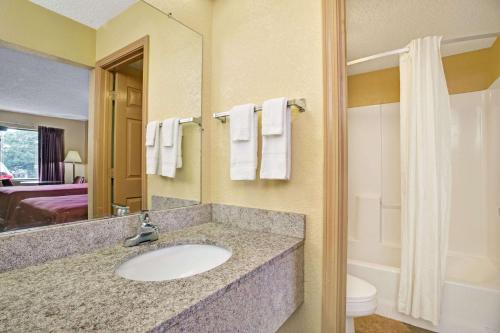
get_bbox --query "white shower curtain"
[397,36,452,325]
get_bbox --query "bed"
[0,184,88,229]
[6,194,88,230]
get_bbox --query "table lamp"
[64,150,82,182]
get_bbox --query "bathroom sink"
[116,244,232,281]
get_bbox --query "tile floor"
[355,315,434,333]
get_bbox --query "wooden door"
[113,72,143,213]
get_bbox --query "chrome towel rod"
[213,98,306,123]
[178,117,201,125]
[148,117,202,127]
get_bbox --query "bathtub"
[348,258,500,333]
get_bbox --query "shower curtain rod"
[347,31,500,66]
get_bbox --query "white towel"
[161,118,176,147]
[260,101,291,180]
[160,118,180,178]
[230,104,257,180]
[145,121,159,175]
[261,97,287,135]
[230,104,254,141]
[176,124,183,168]
[145,121,158,146]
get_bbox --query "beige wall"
[348,38,500,108]
[96,1,203,205]
[210,0,324,331]
[0,110,88,183]
[0,0,95,67]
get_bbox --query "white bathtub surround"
[229,104,258,180]
[351,194,381,242]
[260,98,291,180]
[145,120,160,175]
[347,86,500,332]
[398,36,452,325]
[348,80,500,332]
[160,118,181,178]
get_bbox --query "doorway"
[93,37,149,218]
[112,60,144,213]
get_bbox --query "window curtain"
[397,36,452,325]
[38,126,65,182]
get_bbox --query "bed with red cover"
[0,184,88,229]
[6,194,88,230]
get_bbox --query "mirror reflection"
[0,0,202,232]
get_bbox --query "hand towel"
[160,118,180,178]
[145,121,158,146]
[161,118,176,147]
[261,97,287,135]
[145,121,159,175]
[230,104,254,141]
[176,123,183,168]
[230,104,257,180]
[260,100,291,180]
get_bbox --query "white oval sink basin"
[116,244,232,281]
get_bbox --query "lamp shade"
[64,150,82,163]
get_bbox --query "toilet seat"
[346,274,377,317]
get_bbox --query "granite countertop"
[0,223,303,332]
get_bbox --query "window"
[0,128,38,180]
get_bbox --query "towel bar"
[146,117,201,127]
[178,117,202,125]
[212,98,306,123]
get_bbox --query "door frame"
[322,0,348,332]
[93,36,149,218]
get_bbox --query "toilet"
[346,274,377,333]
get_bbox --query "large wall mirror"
[0,0,202,233]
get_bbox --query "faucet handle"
[139,210,150,224]
[138,210,158,233]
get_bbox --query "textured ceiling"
[347,0,500,74]
[0,46,90,121]
[30,0,137,29]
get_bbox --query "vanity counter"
[0,222,303,332]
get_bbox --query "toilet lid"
[347,274,376,302]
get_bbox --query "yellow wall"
[0,0,95,67]
[348,38,500,108]
[96,1,203,205]
[210,0,324,331]
[0,110,88,183]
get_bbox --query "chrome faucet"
[123,211,159,247]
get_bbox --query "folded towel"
[145,121,158,146]
[261,97,287,135]
[176,123,183,168]
[145,121,160,174]
[161,118,176,147]
[260,102,291,180]
[230,104,257,180]
[160,118,180,178]
[230,104,254,141]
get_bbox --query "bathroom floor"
[355,315,434,333]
